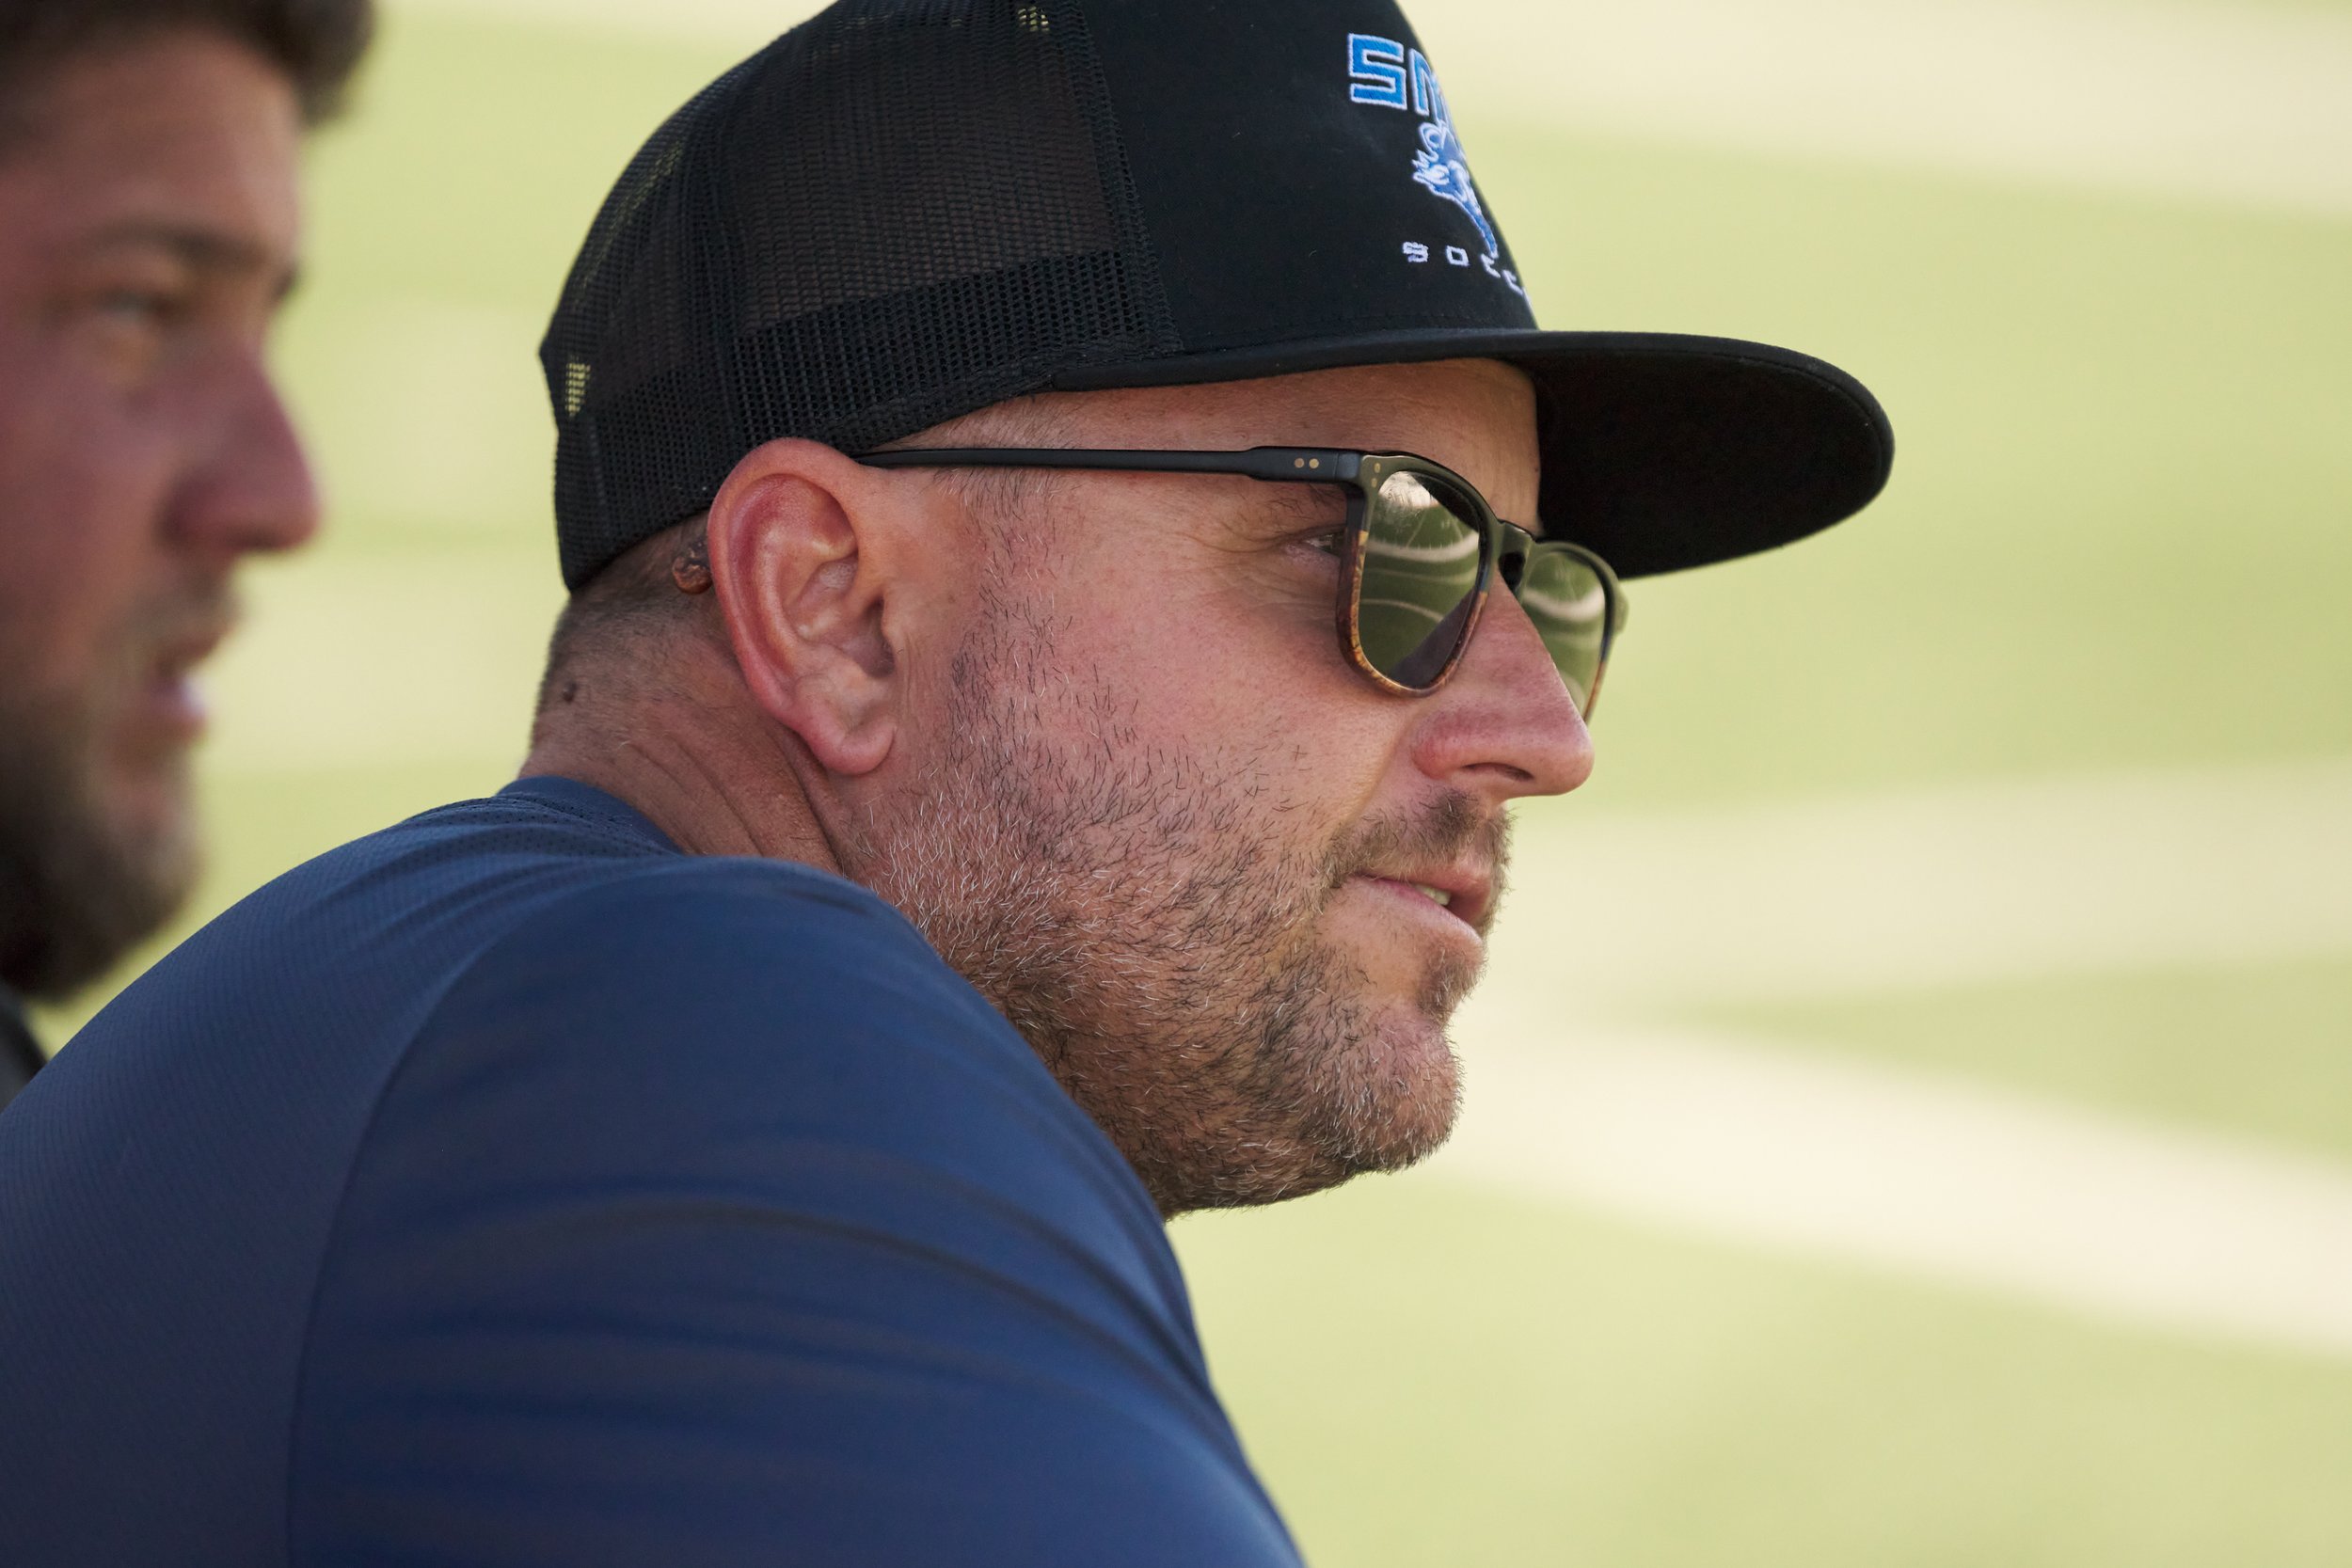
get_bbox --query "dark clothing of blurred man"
[0,1,368,1108]
[0,986,38,1101]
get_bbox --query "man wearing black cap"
[0,2,1889,1561]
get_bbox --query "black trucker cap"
[542,0,1893,592]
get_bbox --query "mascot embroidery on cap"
[1408,104,1498,261]
[1346,33,1519,294]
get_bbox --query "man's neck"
[519,655,846,875]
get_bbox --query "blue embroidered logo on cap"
[1346,33,1518,294]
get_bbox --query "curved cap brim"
[1049,328,1893,578]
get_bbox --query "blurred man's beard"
[856,601,1504,1216]
[0,688,196,1000]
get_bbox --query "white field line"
[1433,1019,2352,1360]
[393,0,2352,216]
[1451,761,2352,1351]
[1421,0,2352,217]
[1489,759,2352,1006]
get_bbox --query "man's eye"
[95,290,179,325]
[1303,530,1343,557]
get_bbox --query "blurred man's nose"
[172,353,320,561]
[1408,586,1594,806]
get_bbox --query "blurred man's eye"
[93,288,182,326]
[63,267,199,379]
[66,248,198,330]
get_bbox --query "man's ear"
[706,438,904,777]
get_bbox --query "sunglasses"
[862,447,1629,718]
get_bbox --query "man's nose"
[169,353,322,562]
[1408,584,1594,804]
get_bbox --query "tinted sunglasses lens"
[1517,545,1613,715]
[1353,470,1488,690]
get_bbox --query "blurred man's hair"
[0,0,374,128]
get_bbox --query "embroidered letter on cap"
[1346,35,1409,107]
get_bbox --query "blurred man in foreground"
[0,0,371,1104]
[0,2,1889,1560]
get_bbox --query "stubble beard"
[0,681,196,1001]
[852,599,1504,1216]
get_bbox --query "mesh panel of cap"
[542,0,1177,591]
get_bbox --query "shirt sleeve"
[289,864,1301,1568]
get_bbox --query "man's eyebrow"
[80,220,299,297]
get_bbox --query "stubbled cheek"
[0,475,183,704]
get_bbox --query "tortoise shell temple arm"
[860,448,1363,484]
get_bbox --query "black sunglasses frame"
[860,446,1629,712]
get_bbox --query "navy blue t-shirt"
[0,779,1300,1566]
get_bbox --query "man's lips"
[143,664,209,740]
[135,617,234,743]
[1352,864,1494,935]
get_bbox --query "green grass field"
[39,4,2352,1562]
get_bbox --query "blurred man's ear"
[705,439,903,778]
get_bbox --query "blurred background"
[40,0,2352,1560]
